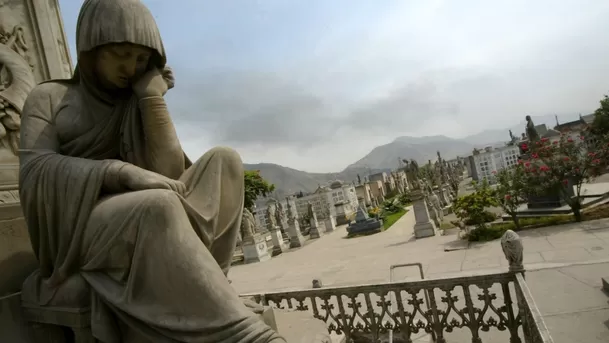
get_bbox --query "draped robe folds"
[19,81,285,342]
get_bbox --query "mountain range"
[245,113,588,199]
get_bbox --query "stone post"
[411,190,436,239]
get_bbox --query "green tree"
[494,165,528,229]
[244,170,275,211]
[523,134,609,221]
[590,95,609,139]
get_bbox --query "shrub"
[453,180,498,229]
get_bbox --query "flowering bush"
[453,180,498,229]
[522,134,609,221]
[494,164,528,228]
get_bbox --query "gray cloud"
[167,70,343,147]
[157,0,609,171]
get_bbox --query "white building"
[294,180,359,225]
[471,145,520,182]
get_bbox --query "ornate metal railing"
[242,230,554,343]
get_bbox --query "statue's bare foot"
[242,297,264,314]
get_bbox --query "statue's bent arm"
[138,95,185,179]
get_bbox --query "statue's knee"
[209,146,243,174]
[140,189,181,213]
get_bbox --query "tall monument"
[0,0,72,296]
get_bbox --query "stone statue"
[18,0,284,342]
[509,129,515,141]
[275,201,285,226]
[525,115,540,142]
[501,230,524,273]
[286,199,297,225]
[240,208,256,242]
[266,202,278,229]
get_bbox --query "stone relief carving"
[0,25,36,155]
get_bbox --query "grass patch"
[440,222,456,230]
[383,209,407,230]
[466,204,609,242]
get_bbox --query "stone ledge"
[602,277,609,293]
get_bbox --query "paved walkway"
[229,210,609,295]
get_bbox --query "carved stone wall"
[0,0,73,296]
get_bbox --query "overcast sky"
[59,0,609,172]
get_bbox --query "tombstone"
[269,226,288,256]
[346,206,382,237]
[240,209,271,264]
[308,210,323,239]
[324,216,336,233]
[242,234,271,264]
[286,219,306,248]
[0,1,72,342]
[411,190,436,238]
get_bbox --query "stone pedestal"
[242,234,271,264]
[279,223,289,241]
[287,221,305,248]
[270,227,288,255]
[412,191,436,239]
[324,217,336,233]
[309,217,323,239]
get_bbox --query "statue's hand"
[132,67,169,98]
[119,164,186,195]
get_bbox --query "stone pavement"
[526,262,609,343]
[229,208,609,295]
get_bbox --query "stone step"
[602,277,609,293]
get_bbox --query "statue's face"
[95,43,152,89]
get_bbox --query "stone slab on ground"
[273,309,334,342]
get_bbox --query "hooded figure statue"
[18,0,284,342]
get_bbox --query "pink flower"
[505,194,512,200]
[580,136,585,140]
[588,152,596,157]
[563,157,569,161]
[525,162,531,167]
[553,141,559,144]
[539,165,550,172]
[593,159,601,164]
[532,153,539,159]
[562,179,569,185]
[567,138,573,142]
[541,137,549,142]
